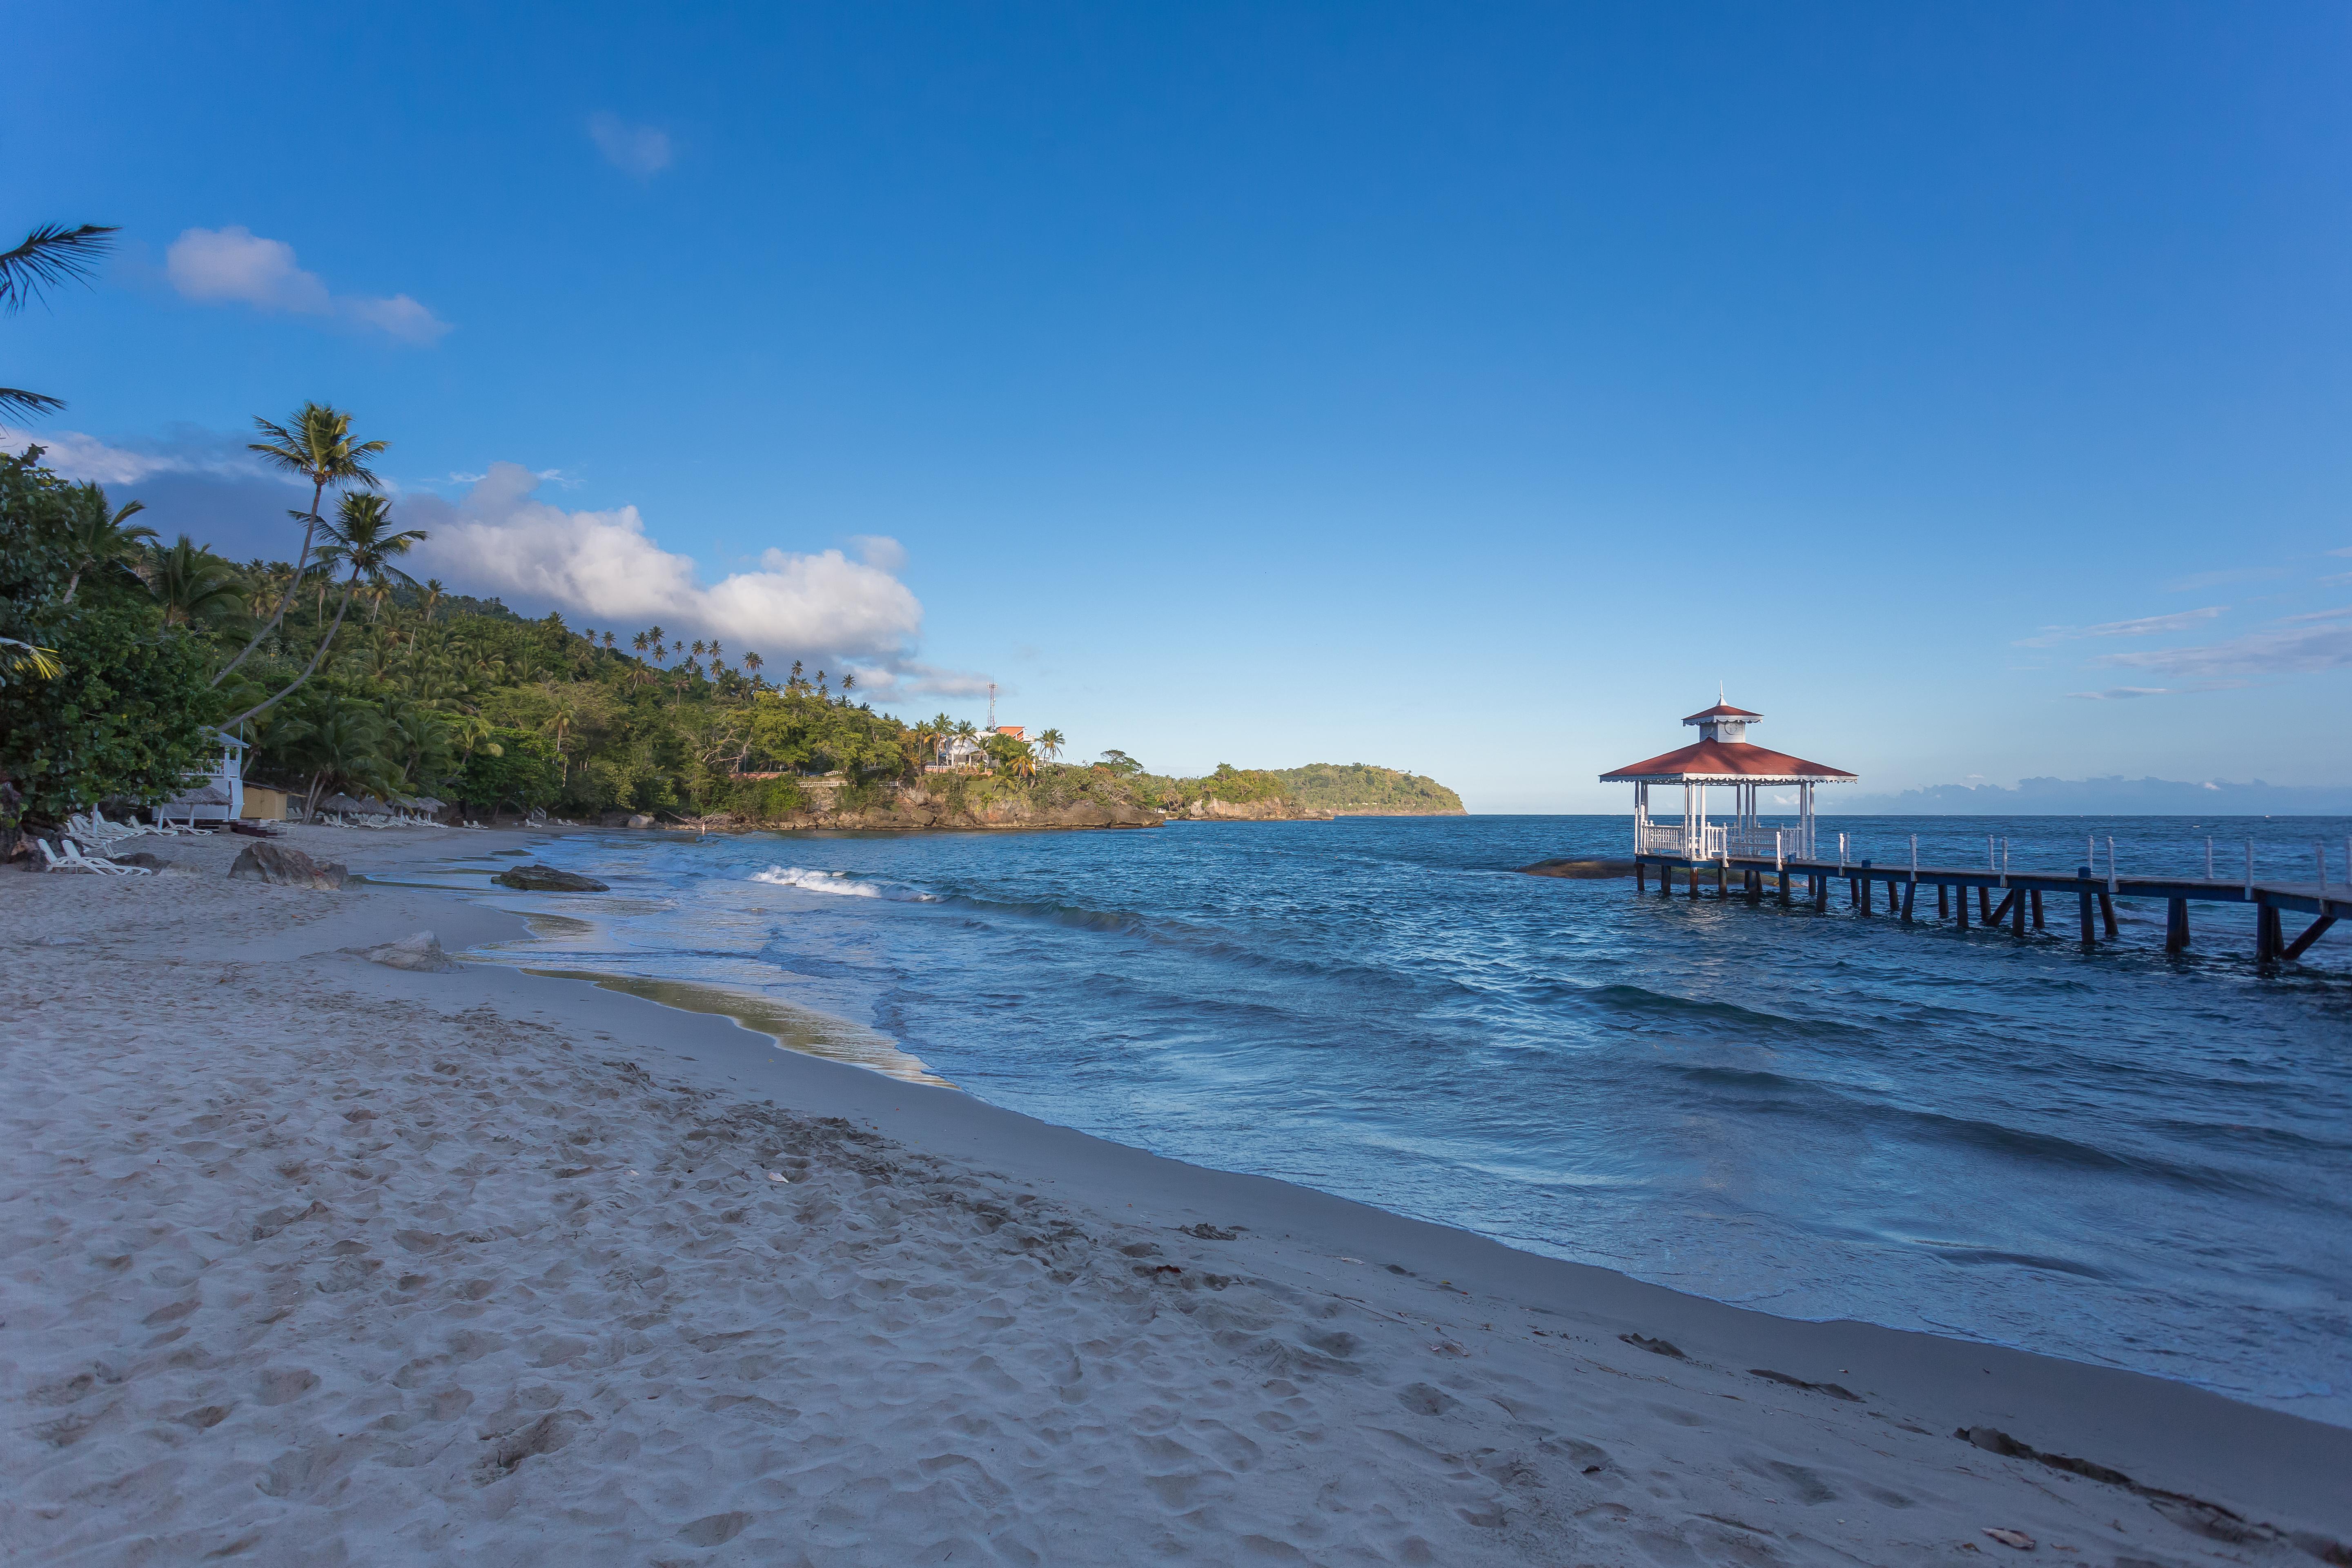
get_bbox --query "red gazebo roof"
[1682,701,1763,723]
[1599,739,1856,783]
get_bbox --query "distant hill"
[1264,763,1465,815]
[1821,776,2352,816]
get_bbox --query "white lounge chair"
[67,839,154,875]
[36,839,97,873]
[39,839,151,875]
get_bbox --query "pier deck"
[1632,852,2347,965]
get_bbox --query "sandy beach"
[4,825,2347,1567]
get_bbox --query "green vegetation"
[0,448,215,825]
[0,395,1463,835]
[1257,763,1463,814]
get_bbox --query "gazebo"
[1599,697,1855,862]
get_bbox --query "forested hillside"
[2,410,1461,834]
[1261,763,1464,814]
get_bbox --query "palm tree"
[272,690,393,820]
[142,536,246,628]
[1035,728,1066,764]
[57,484,155,602]
[602,630,617,650]
[742,650,763,677]
[215,403,387,686]
[632,630,650,654]
[419,578,445,624]
[1,223,117,418]
[227,492,426,725]
[540,690,579,782]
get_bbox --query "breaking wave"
[751,865,940,902]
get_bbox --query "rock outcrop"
[342,931,459,972]
[1178,797,1334,822]
[492,864,610,892]
[227,843,348,890]
[1516,858,1636,879]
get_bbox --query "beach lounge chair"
[40,838,152,875]
[66,838,154,875]
[36,839,97,873]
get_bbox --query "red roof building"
[1600,697,1855,861]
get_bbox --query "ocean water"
[433,814,2352,1423]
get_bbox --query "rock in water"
[227,842,348,890]
[343,931,458,972]
[492,864,609,892]
[1516,858,1637,879]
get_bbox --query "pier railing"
[1620,829,2352,969]
[1728,826,1814,863]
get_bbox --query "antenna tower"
[987,682,997,729]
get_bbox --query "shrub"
[730,776,804,819]
[458,726,562,811]
[0,448,214,825]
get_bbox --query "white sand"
[4,825,2346,1566]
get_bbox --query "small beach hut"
[156,781,232,828]
[1599,697,1855,861]
[154,729,246,826]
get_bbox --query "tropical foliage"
[0,447,214,825]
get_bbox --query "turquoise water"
[437,814,2352,1423]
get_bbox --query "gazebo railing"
[1640,822,1819,862]
[1637,822,1726,858]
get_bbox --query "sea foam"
[752,866,938,902]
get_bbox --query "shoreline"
[8,822,2347,1562]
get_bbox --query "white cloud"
[843,662,997,700]
[847,534,908,572]
[2014,606,2224,647]
[408,463,960,677]
[2067,686,2173,700]
[2097,619,2352,680]
[0,422,293,487]
[588,113,673,176]
[165,226,450,344]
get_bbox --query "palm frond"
[0,635,65,685]
[0,224,118,314]
[0,387,67,418]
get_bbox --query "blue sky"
[9,3,2350,810]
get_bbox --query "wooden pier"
[1630,851,2347,965]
